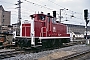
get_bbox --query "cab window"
[40,15,45,20]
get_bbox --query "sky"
[0,0,90,26]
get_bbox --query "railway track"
[56,49,90,60]
[63,39,86,47]
[0,49,24,59]
[1,45,89,60]
[0,39,87,60]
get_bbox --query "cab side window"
[40,15,45,20]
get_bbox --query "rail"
[55,49,90,60]
[0,49,24,59]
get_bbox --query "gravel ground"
[3,44,90,60]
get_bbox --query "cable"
[24,0,53,10]
[1,0,85,25]
[48,0,82,15]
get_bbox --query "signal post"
[84,9,90,44]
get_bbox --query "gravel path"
[3,44,90,60]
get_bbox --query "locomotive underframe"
[15,37,70,49]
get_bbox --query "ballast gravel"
[3,44,90,60]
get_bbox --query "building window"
[2,19,5,25]
[3,15,4,17]
[2,19,4,22]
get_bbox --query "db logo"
[53,27,56,32]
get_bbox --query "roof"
[65,24,85,27]
[0,5,4,11]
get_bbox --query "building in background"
[0,5,11,25]
[0,5,11,33]
[65,24,90,40]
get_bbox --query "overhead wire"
[0,0,83,17]
[24,0,85,23]
[48,0,82,15]
[24,0,53,10]
[0,0,31,19]
[48,0,83,21]
[0,0,31,14]
[1,0,85,25]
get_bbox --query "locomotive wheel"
[41,39,63,49]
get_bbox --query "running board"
[31,45,42,48]
[39,37,70,39]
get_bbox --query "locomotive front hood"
[20,19,35,45]
[20,19,35,36]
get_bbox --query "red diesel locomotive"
[15,11,70,49]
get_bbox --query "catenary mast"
[15,0,22,36]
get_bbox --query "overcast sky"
[0,0,90,26]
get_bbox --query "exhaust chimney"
[53,11,56,17]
